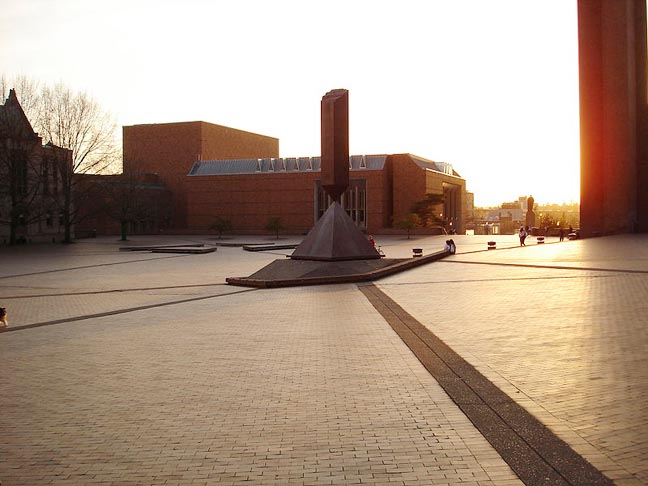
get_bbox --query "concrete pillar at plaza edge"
[578,0,648,236]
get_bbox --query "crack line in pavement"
[359,283,615,486]
[0,287,258,333]
[0,254,190,280]
[0,282,230,299]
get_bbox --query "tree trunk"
[63,176,73,243]
[9,220,17,245]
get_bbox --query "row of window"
[9,157,63,197]
[316,179,367,228]
[42,158,61,196]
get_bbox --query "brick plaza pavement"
[1,233,647,485]
[377,233,648,486]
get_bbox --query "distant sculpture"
[526,195,536,228]
[320,89,349,201]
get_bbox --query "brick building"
[123,121,279,228]
[185,154,466,234]
[120,120,466,236]
[74,172,172,238]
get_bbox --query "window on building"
[43,161,49,195]
[315,179,367,228]
[52,160,58,195]
[443,183,460,231]
[14,160,28,196]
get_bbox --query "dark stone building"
[0,89,72,244]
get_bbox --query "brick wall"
[121,119,465,235]
[200,123,279,160]
[186,169,392,234]
[390,154,427,223]
[187,172,318,233]
[123,121,278,228]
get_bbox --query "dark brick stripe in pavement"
[0,287,257,333]
[360,283,615,486]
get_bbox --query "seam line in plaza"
[0,288,258,333]
[378,273,619,287]
[0,282,230,299]
[359,283,615,486]
[0,254,189,280]
[445,259,648,274]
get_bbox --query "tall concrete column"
[578,0,648,236]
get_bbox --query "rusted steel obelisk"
[320,89,350,202]
[291,89,381,261]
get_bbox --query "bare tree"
[36,83,120,242]
[93,164,171,241]
[2,77,120,243]
[1,75,42,128]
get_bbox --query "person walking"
[559,227,565,242]
[519,226,527,246]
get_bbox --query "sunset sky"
[1,0,580,207]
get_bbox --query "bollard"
[412,248,423,257]
[487,241,496,250]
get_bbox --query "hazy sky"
[1,0,580,207]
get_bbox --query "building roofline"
[1,88,39,140]
[122,120,279,141]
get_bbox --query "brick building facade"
[184,154,466,235]
[118,120,466,236]
[123,121,279,228]
[74,172,172,238]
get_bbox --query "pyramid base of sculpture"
[290,202,381,261]
[226,249,450,288]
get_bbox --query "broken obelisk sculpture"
[320,89,350,201]
[226,88,452,287]
[291,89,381,261]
